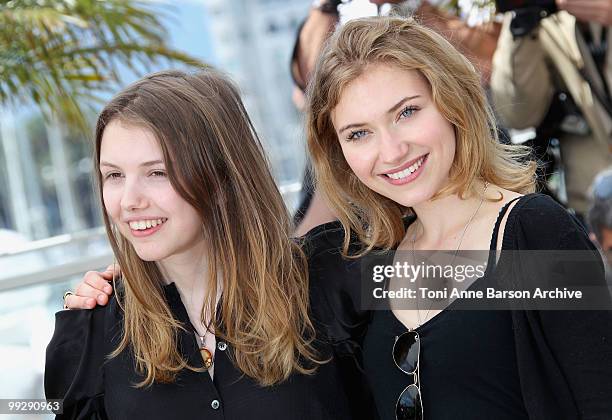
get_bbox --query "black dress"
[44,234,380,420]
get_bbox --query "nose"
[378,127,409,165]
[120,177,148,212]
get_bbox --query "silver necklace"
[412,182,489,327]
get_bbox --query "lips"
[128,220,165,238]
[123,217,168,238]
[382,154,428,177]
[380,153,429,186]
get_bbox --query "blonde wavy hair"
[94,69,319,387]
[307,16,537,255]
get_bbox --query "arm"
[303,223,378,420]
[45,307,109,419]
[512,195,612,417]
[305,222,370,348]
[490,13,555,129]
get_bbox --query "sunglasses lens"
[393,332,419,374]
[396,384,422,420]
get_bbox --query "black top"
[363,196,528,420]
[45,249,379,419]
[306,193,612,420]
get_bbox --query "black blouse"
[45,271,376,419]
[363,197,528,420]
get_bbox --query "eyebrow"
[99,160,164,169]
[337,95,421,134]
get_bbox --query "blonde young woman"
[64,17,612,420]
[45,69,377,419]
[305,16,612,420]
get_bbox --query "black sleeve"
[303,221,371,351]
[511,195,612,419]
[302,222,379,420]
[45,305,110,419]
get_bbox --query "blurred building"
[203,0,310,184]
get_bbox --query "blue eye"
[399,106,418,119]
[347,129,368,141]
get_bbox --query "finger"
[96,292,109,306]
[65,294,96,310]
[83,271,113,295]
[105,263,122,278]
[75,281,107,300]
[72,283,109,306]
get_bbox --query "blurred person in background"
[587,167,612,285]
[292,0,502,236]
[491,0,612,220]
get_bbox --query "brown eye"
[105,172,122,180]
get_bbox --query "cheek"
[102,185,121,219]
[340,145,375,179]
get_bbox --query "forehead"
[331,64,430,127]
[100,120,163,162]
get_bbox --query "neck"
[157,240,212,320]
[410,180,488,247]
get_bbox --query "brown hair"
[307,16,536,255]
[94,69,319,386]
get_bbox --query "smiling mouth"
[383,154,428,180]
[128,218,167,231]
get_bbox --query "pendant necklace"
[194,329,214,370]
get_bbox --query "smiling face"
[331,64,456,207]
[100,120,205,263]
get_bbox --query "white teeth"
[387,156,425,180]
[129,218,166,230]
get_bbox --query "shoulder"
[300,220,350,256]
[503,193,593,251]
[45,295,122,400]
[299,221,373,343]
[48,298,118,348]
[300,221,359,283]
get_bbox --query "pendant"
[199,346,214,370]
[194,332,214,369]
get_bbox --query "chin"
[133,248,166,262]
[375,186,434,208]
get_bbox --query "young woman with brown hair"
[45,68,374,419]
